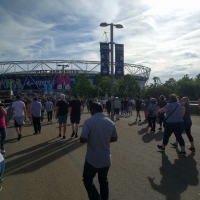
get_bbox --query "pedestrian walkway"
[0,112,200,200]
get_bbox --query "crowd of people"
[0,93,197,197]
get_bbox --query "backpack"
[149,104,156,117]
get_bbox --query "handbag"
[163,103,178,127]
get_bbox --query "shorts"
[107,109,111,114]
[14,116,24,127]
[136,107,141,112]
[14,120,21,128]
[58,115,68,124]
[115,108,120,114]
[70,115,80,124]
[128,106,132,112]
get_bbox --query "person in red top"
[0,104,7,154]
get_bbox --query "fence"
[4,105,13,124]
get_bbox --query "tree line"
[71,74,140,98]
[143,74,200,101]
[71,73,200,100]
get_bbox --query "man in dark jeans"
[105,97,111,119]
[45,99,54,122]
[80,103,118,200]
[31,97,42,134]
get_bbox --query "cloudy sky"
[0,0,200,82]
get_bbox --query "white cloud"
[0,0,200,83]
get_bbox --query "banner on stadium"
[57,74,62,89]
[49,83,53,93]
[115,44,124,76]
[100,43,110,76]
[64,74,71,90]
[44,83,47,94]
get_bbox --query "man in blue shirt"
[80,102,118,200]
[31,97,42,134]
[45,99,54,123]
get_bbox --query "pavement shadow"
[128,122,137,126]
[148,152,199,200]
[6,125,15,129]
[138,127,149,135]
[138,121,148,126]
[55,124,72,128]
[5,134,36,144]
[142,131,163,143]
[4,138,83,176]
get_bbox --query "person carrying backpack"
[147,98,158,132]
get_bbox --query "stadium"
[0,60,151,96]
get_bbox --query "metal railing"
[4,106,13,124]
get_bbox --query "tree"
[71,75,94,98]
[98,77,111,96]
[144,85,172,99]
[195,73,200,80]
[144,74,200,100]
[164,78,177,90]
[93,76,119,97]
[116,75,140,97]
[175,75,195,100]
[152,76,162,86]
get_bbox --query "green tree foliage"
[93,76,118,97]
[98,77,111,96]
[115,74,140,97]
[175,74,195,99]
[144,74,200,100]
[144,85,172,99]
[163,78,177,91]
[72,73,200,100]
[71,74,94,98]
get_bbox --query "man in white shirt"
[12,96,26,141]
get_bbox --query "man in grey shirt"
[80,102,118,200]
[31,97,42,134]
[114,97,121,120]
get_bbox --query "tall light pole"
[100,22,123,121]
[57,64,69,94]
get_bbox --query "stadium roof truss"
[0,60,151,86]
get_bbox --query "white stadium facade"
[0,60,151,95]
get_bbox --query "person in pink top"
[0,104,7,154]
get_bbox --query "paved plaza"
[0,111,200,200]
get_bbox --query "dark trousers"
[0,128,6,149]
[175,122,193,143]
[41,112,44,122]
[159,115,165,127]
[148,117,156,130]
[47,111,52,121]
[83,161,109,200]
[163,122,185,146]
[32,116,41,133]
[184,122,193,142]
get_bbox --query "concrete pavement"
[0,111,200,200]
